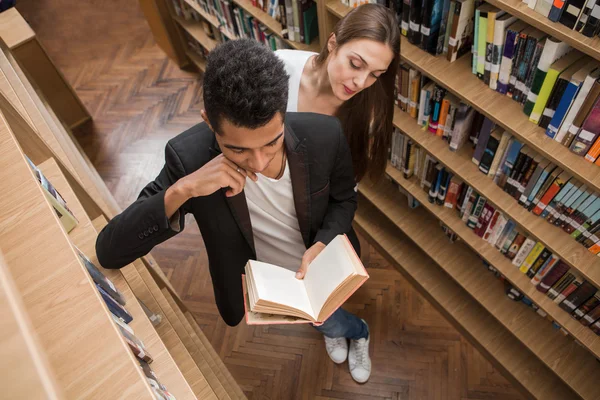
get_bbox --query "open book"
[242,234,369,325]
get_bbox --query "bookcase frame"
[322,1,600,398]
[0,38,245,399]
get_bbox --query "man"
[96,39,371,383]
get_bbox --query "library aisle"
[14,0,523,398]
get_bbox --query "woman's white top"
[275,49,318,112]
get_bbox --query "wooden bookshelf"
[360,177,600,398]
[0,255,63,399]
[0,113,153,398]
[485,0,600,60]
[37,157,197,400]
[392,107,600,289]
[0,40,245,399]
[354,196,579,400]
[186,50,207,72]
[232,0,321,52]
[175,16,219,52]
[325,0,350,19]
[183,0,238,40]
[386,164,600,361]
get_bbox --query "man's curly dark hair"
[203,39,289,134]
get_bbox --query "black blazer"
[96,112,359,326]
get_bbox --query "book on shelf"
[97,284,133,324]
[522,37,572,118]
[558,0,588,28]
[242,235,368,325]
[446,0,475,62]
[25,156,78,233]
[117,324,154,363]
[489,13,517,90]
[75,247,126,306]
[571,95,600,155]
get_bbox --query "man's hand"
[181,154,258,198]
[296,241,326,279]
[164,154,258,218]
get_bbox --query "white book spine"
[555,74,597,142]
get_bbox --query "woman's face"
[326,38,394,101]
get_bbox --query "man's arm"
[313,120,358,246]
[96,142,191,269]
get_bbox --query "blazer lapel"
[209,140,256,256]
[285,125,311,248]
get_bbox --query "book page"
[303,236,357,317]
[248,260,315,319]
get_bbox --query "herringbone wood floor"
[16,2,525,398]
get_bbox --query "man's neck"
[260,145,287,180]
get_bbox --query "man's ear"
[327,33,337,53]
[201,109,214,131]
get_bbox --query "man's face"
[213,113,285,175]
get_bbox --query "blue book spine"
[548,3,565,22]
[497,30,518,95]
[97,284,133,324]
[546,82,579,139]
[527,170,551,204]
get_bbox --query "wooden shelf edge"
[325,0,351,19]
[393,107,600,288]
[385,164,600,363]
[398,37,600,194]
[354,199,578,400]
[175,16,218,52]
[358,179,600,399]
[183,0,238,40]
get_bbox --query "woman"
[277,3,400,182]
[275,3,400,384]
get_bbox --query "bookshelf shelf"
[485,0,600,60]
[37,158,197,400]
[186,50,207,72]
[183,0,238,40]
[398,37,600,194]
[358,179,600,399]
[232,0,321,52]
[385,164,600,362]
[393,107,600,289]
[0,256,63,399]
[175,16,219,51]
[354,195,579,400]
[0,121,152,398]
[325,0,351,19]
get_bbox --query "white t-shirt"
[244,160,306,271]
[275,49,318,112]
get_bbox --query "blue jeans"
[312,308,368,340]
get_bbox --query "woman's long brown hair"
[314,4,400,182]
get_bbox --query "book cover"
[494,138,523,186]
[526,248,553,278]
[538,75,568,130]
[511,238,537,267]
[504,147,531,196]
[436,0,453,53]
[449,105,476,151]
[552,275,579,302]
[467,196,487,229]
[532,171,572,215]
[518,159,548,205]
[528,166,562,211]
[514,154,541,200]
[444,176,463,208]
[446,0,475,62]
[408,0,424,45]
[517,241,544,273]
[541,179,577,219]
[97,284,133,324]
[513,33,546,102]
[497,21,528,94]
[478,129,501,175]
[549,0,568,21]
[561,80,600,147]
[472,118,494,165]
[549,182,586,224]
[402,0,411,35]
[536,260,569,293]
[76,248,126,306]
[570,95,600,155]
[573,294,600,320]
[428,85,447,133]
[243,235,369,324]
[482,209,501,240]
[489,13,516,90]
[581,302,600,326]
[581,0,600,36]
[488,131,512,178]
[530,51,588,125]
[484,8,507,85]
[566,196,600,235]
[554,66,600,143]
[472,7,480,74]
[475,203,496,236]
[488,213,508,245]
[530,254,559,285]
[520,40,547,106]
[559,0,588,28]
[506,233,528,260]
[507,30,530,97]
[437,169,453,205]
[559,189,592,227]
[522,37,572,117]
[559,280,597,313]
[495,219,516,249]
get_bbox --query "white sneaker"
[348,335,371,383]
[324,336,348,364]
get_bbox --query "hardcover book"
[243,235,368,324]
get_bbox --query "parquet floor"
[14,2,524,398]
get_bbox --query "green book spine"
[523,71,548,116]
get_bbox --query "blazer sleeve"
[313,120,358,246]
[95,142,191,269]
